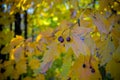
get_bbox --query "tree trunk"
[0,0,3,31]
[24,10,28,39]
[14,12,22,36]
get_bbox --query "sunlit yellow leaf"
[10,35,24,47]
[11,46,24,62]
[36,34,42,42]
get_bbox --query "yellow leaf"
[1,44,12,54]
[106,59,120,80]
[34,74,45,80]
[113,44,120,62]
[3,65,14,78]
[36,34,42,42]
[69,54,101,80]
[40,42,60,73]
[11,70,20,80]
[71,26,92,56]
[96,38,115,66]
[10,35,24,47]
[28,58,40,70]
[23,77,32,80]
[11,46,24,62]
[91,13,111,34]
[60,48,73,79]
[15,59,27,74]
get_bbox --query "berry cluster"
[90,66,95,73]
[91,68,95,73]
[58,36,71,43]
[82,64,95,73]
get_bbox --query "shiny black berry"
[82,64,86,68]
[66,36,71,42]
[91,68,95,73]
[58,36,64,43]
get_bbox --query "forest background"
[0,0,120,80]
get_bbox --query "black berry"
[91,68,95,73]
[58,36,64,43]
[82,64,86,68]
[89,66,92,69]
[66,36,71,42]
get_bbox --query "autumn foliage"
[0,0,120,80]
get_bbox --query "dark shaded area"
[24,10,28,39]
[0,67,5,73]
[0,24,3,31]
[0,0,3,31]
[14,12,22,36]
[0,0,5,63]
[99,64,113,80]
[67,77,71,80]
[10,23,12,31]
